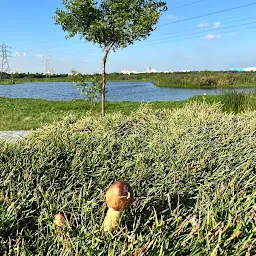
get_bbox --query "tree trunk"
[101,48,110,117]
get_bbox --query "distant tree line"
[10,72,69,79]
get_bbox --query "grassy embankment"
[0,90,255,130]
[0,76,73,84]
[1,71,256,88]
[0,102,256,255]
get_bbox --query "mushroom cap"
[53,212,65,227]
[106,180,133,211]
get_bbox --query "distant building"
[121,67,179,74]
[121,69,131,75]
[146,66,158,73]
[244,67,256,72]
[163,70,175,73]
[230,67,256,72]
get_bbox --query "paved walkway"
[0,131,33,142]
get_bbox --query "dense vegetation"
[0,90,255,130]
[1,71,256,88]
[152,71,256,88]
[12,72,69,79]
[106,71,256,88]
[0,103,255,255]
[0,72,71,84]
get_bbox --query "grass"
[0,98,187,130]
[151,72,256,88]
[0,90,256,130]
[194,89,256,114]
[0,102,255,255]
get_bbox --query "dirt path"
[0,131,33,142]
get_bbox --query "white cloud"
[229,32,237,37]
[36,54,44,58]
[205,34,221,40]
[168,15,179,21]
[213,22,221,29]
[198,22,210,28]
[14,51,27,57]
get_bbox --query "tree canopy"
[55,0,167,51]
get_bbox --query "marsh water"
[0,81,252,101]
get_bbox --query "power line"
[159,2,256,27]
[46,21,256,54]
[20,19,256,57]
[169,0,207,10]
[33,6,256,53]
[8,4,256,60]
[158,16,256,37]
[134,25,256,47]
[10,4,256,56]
[147,20,256,44]
[0,42,13,80]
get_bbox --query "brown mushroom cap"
[53,212,65,227]
[106,180,133,211]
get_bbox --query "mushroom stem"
[103,207,122,232]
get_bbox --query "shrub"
[0,103,255,255]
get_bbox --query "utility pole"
[0,42,13,80]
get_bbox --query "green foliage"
[72,73,102,102]
[0,103,256,254]
[0,72,13,80]
[54,0,167,50]
[193,89,256,113]
[151,71,256,88]
[220,89,256,113]
[11,72,69,79]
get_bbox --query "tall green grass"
[0,103,255,255]
[220,89,256,113]
[152,71,256,88]
[192,89,256,114]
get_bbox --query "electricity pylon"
[0,42,13,80]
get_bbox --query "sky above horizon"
[1,0,256,74]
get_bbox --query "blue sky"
[1,0,256,73]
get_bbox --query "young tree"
[54,0,167,116]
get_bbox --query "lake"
[0,82,252,101]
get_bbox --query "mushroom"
[103,180,133,232]
[53,212,66,228]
